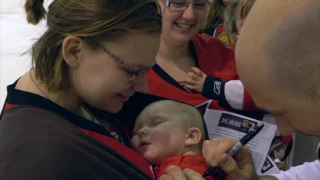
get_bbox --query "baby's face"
[131,109,189,165]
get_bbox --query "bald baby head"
[236,0,320,136]
[131,100,206,164]
[136,100,206,144]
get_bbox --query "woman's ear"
[185,127,202,146]
[157,0,165,15]
[62,35,84,68]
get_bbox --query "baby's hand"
[185,67,207,93]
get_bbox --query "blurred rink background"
[0,0,52,110]
[1,0,319,170]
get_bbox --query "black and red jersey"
[147,34,263,119]
[0,81,155,180]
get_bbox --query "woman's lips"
[117,94,131,102]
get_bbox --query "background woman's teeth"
[177,23,191,28]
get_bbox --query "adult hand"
[202,137,259,180]
[158,165,205,180]
[185,67,207,93]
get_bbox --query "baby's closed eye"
[151,119,165,126]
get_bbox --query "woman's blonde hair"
[224,0,255,34]
[24,0,162,93]
[204,0,226,29]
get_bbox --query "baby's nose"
[137,128,148,139]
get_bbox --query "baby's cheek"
[131,136,139,150]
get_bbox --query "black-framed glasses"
[165,0,212,11]
[93,41,153,83]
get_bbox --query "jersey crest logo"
[214,81,221,95]
[110,132,124,144]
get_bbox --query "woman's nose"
[132,74,148,94]
[182,3,196,20]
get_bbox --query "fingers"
[232,145,256,170]
[183,168,205,180]
[185,84,197,91]
[202,138,257,179]
[202,138,240,167]
[159,174,174,180]
[185,77,202,93]
[187,72,200,81]
[203,140,219,167]
[185,77,197,85]
[186,68,206,93]
[190,67,203,77]
[218,154,242,179]
[203,138,235,160]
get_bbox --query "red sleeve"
[242,89,259,110]
[192,34,237,81]
[278,135,293,145]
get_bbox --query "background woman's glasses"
[165,0,212,11]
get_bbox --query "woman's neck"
[157,36,191,62]
[29,70,82,114]
[18,70,89,120]
[51,89,82,115]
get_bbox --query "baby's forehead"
[136,106,181,123]
[144,102,181,114]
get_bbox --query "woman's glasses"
[93,41,152,83]
[165,0,211,11]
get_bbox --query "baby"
[131,100,216,179]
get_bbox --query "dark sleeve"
[0,107,151,180]
[202,76,229,107]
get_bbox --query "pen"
[203,123,265,177]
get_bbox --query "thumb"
[218,154,242,180]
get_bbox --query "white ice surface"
[0,0,52,110]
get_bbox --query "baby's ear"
[185,127,202,146]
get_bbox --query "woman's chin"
[101,95,126,113]
[171,32,194,44]
[103,102,123,114]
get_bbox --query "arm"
[185,68,257,110]
[202,75,229,107]
[269,160,320,180]
[0,107,150,180]
[203,77,259,111]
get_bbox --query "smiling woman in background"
[0,0,162,179]
[147,0,262,116]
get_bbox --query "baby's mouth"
[138,140,150,149]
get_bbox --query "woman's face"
[159,0,208,44]
[69,33,160,113]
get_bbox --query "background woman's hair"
[224,0,255,34]
[224,1,238,34]
[24,0,162,93]
[204,0,226,29]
